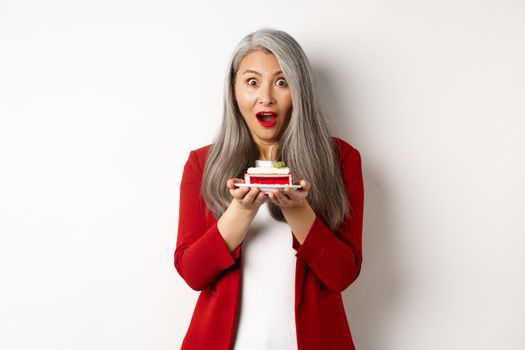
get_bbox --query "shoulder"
[331,136,361,165]
[193,144,212,165]
[184,144,212,176]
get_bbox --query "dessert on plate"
[244,160,292,186]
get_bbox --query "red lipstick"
[256,111,279,128]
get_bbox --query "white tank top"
[233,201,298,349]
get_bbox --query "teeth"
[257,112,277,123]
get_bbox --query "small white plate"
[235,183,302,194]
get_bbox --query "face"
[234,50,293,148]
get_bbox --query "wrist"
[282,199,310,213]
[230,199,259,216]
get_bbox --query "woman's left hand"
[268,179,311,209]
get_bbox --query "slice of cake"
[244,160,292,185]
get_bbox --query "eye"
[247,79,257,86]
[276,78,287,86]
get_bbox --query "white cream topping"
[246,160,290,174]
[247,167,290,175]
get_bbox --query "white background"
[1,1,524,349]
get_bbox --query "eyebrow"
[241,69,283,76]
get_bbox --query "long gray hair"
[202,28,351,231]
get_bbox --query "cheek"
[234,92,255,121]
[235,89,254,109]
[283,93,293,114]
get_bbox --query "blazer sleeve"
[174,150,241,291]
[292,146,364,292]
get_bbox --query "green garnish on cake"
[274,161,286,169]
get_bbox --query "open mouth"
[256,111,279,127]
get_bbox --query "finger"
[284,188,299,200]
[287,186,308,200]
[280,188,293,199]
[268,191,279,203]
[231,186,249,199]
[255,191,267,205]
[242,187,260,204]
[227,179,237,189]
[274,189,290,205]
[227,178,245,189]
[298,179,310,191]
[230,187,243,197]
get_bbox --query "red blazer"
[174,137,364,350]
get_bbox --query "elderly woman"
[175,28,364,350]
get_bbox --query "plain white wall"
[1,1,524,349]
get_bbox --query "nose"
[258,83,275,105]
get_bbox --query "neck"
[258,144,277,160]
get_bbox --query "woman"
[175,28,364,350]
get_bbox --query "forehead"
[238,50,282,74]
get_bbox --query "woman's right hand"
[227,178,267,211]
[216,179,267,253]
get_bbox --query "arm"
[174,151,266,291]
[217,180,267,252]
[290,147,364,292]
[281,201,316,245]
[174,151,240,291]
